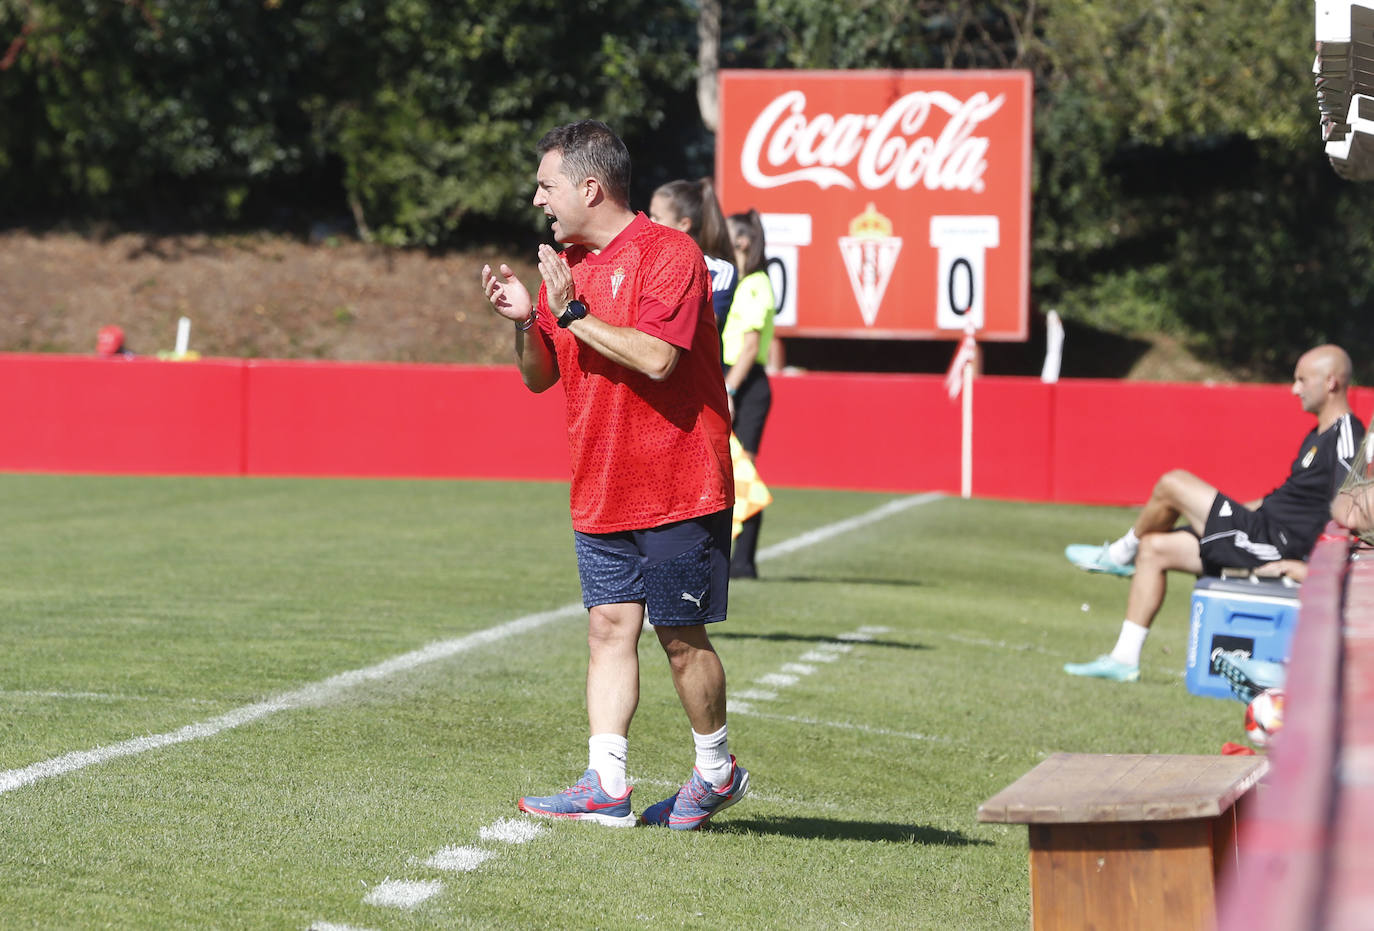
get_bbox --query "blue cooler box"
[1186,576,1299,699]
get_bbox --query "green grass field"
[0,475,1243,929]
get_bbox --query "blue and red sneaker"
[640,757,749,830]
[517,770,635,828]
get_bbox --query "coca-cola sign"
[717,70,1030,341]
[741,90,1005,193]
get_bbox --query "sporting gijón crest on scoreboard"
[839,203,902,327]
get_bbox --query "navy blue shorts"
[573,508,731,626]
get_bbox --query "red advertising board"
[716,69,1032,341]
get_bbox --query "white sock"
[692,724,732,789]
[1109,620,1150,666]
[588,733,629,797]
[1107,529,1140,566]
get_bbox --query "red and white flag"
[944,328,978,400]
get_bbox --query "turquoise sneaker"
[1064,655,1139,682]
[1065,543,1135,577]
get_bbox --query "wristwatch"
[557,299,589,328]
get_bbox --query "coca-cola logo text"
[740,90,1004,193]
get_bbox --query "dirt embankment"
[0,230,530,365]
[0,229,1230,381]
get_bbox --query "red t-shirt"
[536,213,734,533]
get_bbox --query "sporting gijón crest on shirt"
[535,213,734,535]
[1260,411,1364,553]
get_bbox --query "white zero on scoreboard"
[930,215,999,331]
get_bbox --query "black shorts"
[731,367,771,456]
[1197,493,1292,575]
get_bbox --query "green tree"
[0,0,698,243]
[0,0,314,222]
[292,0,698,245]
[715,0,1374,379]
[1034,0,1374,378]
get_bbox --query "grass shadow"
[717,816,990,847]
[712,631,928,651]
[747,574,926,588]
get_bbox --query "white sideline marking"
[309,922,378,931]
[732,708,950,743]
[730,622,942,742]
[362,879,443,909]
[799,651,839,663]
[478,817,546,844]
[0,492,938,796]
[943,632,1066,658]
[0,604,582,796]
[425,846,495,873]
[754,493,941,563]
[0,690,217,706]
[0,690,149,702]
[732,688,777,701]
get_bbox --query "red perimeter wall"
[4,353,1372,506]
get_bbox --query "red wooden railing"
[1216,522,1374,931]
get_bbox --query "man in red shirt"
[480,120,748,830]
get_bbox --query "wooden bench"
[978,752,1267,931]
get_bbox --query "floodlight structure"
[1316,0,1374,178]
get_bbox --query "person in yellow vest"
[722,209,776,579]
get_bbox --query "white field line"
[730,623,904,730]
[942,632,1068,658]
[754,492,942,563]
[478,817,547,844]
[0,690,219,705]
[0,690,150,702]
[355,816,548,922]
[361,879,443,909]
[1,492,940,798]
[0,605,582,796]
[424,846,495,873]
[731,708,952,744]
